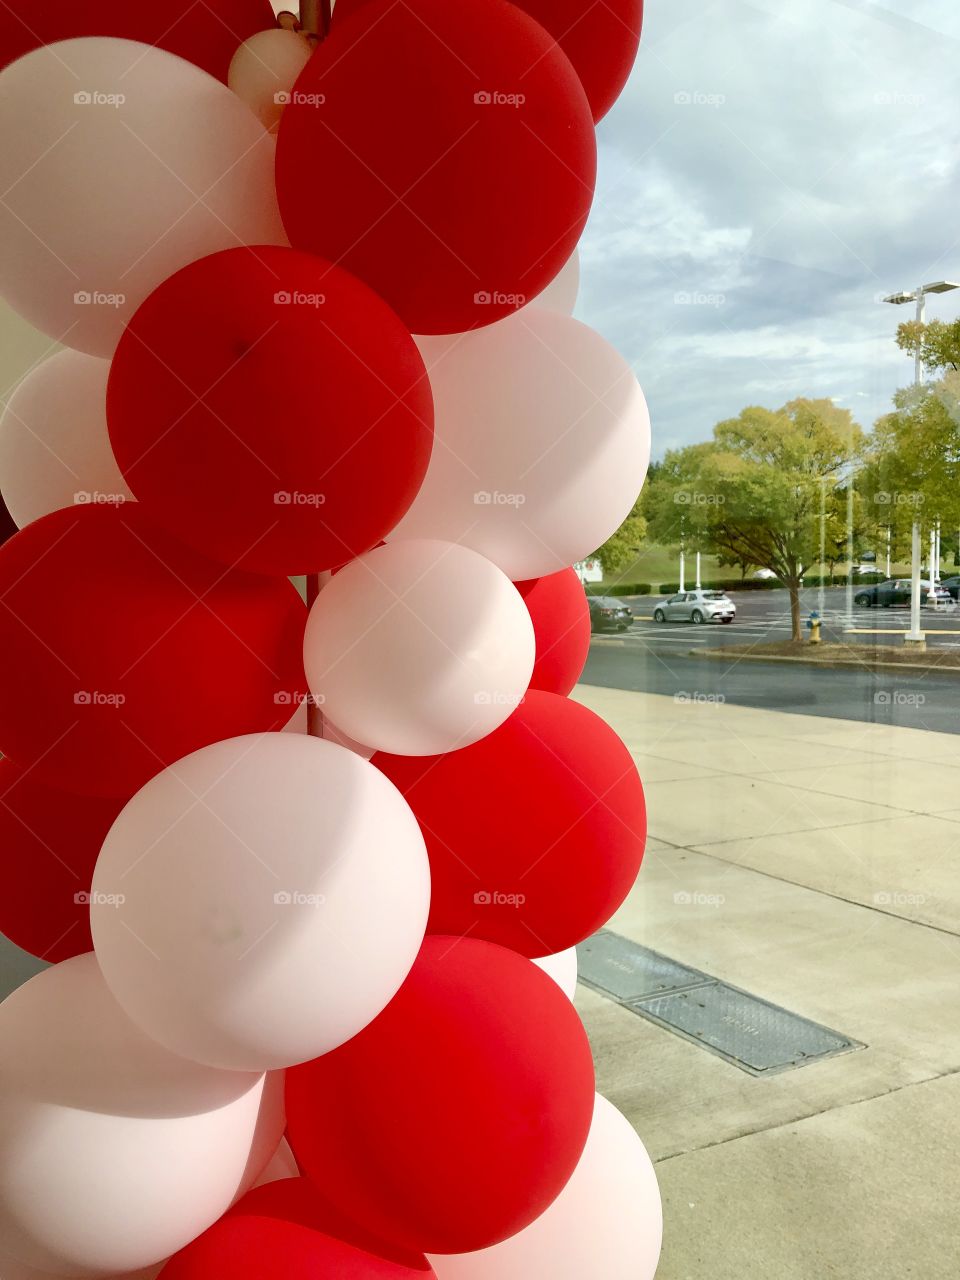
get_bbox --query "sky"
[578,0,960,458]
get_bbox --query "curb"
[694,649,960,676]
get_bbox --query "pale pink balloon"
[303,539,536,756]
[0,38,286,357]
[0,1257,164,1280]
[0,954,283,1277]
[92,733,430,1071]
[530,248,579,315]
[532,947,578,1001]
[390,311,651,580]
[429,1094,662,1280]
[252,1137,300,1188]
[228,28,313,132]
[0,349,133,528]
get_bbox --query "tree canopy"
[643,399,864,638]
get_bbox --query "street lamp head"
[882,291,917,305]
[921,280,960,295]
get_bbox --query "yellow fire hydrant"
[806,611,822,644]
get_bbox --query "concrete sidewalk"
[573,683,960,1279]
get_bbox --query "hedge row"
[656,578,783,594]
[585,582,652,596]
[588,573,888,597]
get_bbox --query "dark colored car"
[941,576,960,600]
[589,596,633,632]
[854,578,951,607]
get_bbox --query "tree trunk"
[788,578,802,642]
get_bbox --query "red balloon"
[333,0,642,123]
[515,569,591,696]
[108,247,434,575]
[275,0,596,334]
[159,1179,434,1280]
[0,504,307,797]
[0,758,126,961]
[374,691,645,957]
[286,936,595,1255]
[0,0,276,82]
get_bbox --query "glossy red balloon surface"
[0,504,307,796]
[276,0,596,334]
[108,247,433,575]
[286,936,595,1254]
[159,1179,435,1280]
[0,758,127,961]
[515,569,591,696]
[374,690,646,956]
[0,0,277,83]
[333,0,643,122]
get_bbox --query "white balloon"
[0,38,286,357]
[0,1258,163,1280]
[429,1094,661,1280]
[529,248,579,315]
[92,733,430,1071]
[228,29,313,132]
[0,954,283,1277]
[318,712,375,759]
[303,540,536,756]
[390,310,651,580]
[252,1137,300,1188]
[532,947,578,1001]
[279,698,375,759]
[0,350,133,528]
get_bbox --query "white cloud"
[576,0,960,454]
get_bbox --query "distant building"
[575,558,603,583]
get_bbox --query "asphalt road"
[609,585,960,651]
[583,587,960,735]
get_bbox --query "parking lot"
[585,586,960,736]
[593,586,960,655]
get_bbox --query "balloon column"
[0,2,661,1277]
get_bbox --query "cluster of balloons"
[0,1,660,1277]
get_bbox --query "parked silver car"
[653,589,736,625]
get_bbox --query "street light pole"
[818,475,826,622]
[883,280,960,644]
[845,470,854,626]
[907,521,924,648]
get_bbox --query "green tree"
[896,319,960,376]
[644,399,864,640]
[863,383,960,544]
[591,499,647,577]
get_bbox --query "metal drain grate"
[577,930,862,1076]
[577,930,709,1001]
[633,984,860,1076]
